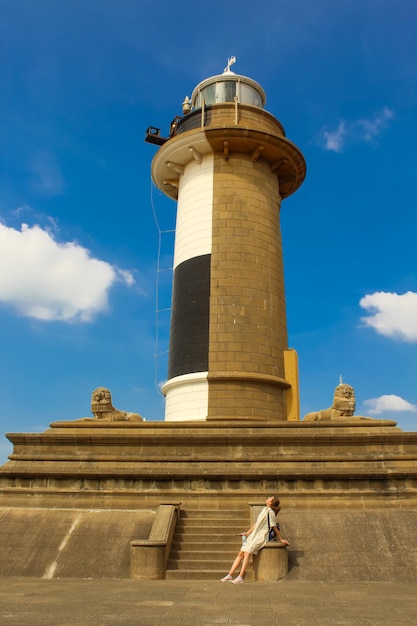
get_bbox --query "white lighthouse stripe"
[162,371,208,422]
[173,154,213,269]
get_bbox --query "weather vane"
[224,56,236,73]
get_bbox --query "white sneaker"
[232,576,244,584]
[220,574,233,582]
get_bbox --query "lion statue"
[90,387,143,422]
[304,381,361,421]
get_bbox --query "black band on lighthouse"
[167,254,210,379]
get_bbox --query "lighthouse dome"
[191,58,266,109]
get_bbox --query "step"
[173,529,241,536]
[174,529,238,537]
[180,510,241,519]
[169,560,236,569]
[171,538,240,547]
[176,519,237,528]
[174,524,239,532]
[171,535,242,550]
[165,569,255,581]
[167,558,233,570]
[169,549,237,560]
[171,535,240,543]
[166,508,252,581]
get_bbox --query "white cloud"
[357,107,394,142]
[116,268,135,286]
[320,107,394,152]
[363,394,417,415]
[359,291,417,342]
[321,121,346,153]
[0,222,135,322]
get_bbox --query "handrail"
[130,503,181,579]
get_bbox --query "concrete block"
[253,542,288,581]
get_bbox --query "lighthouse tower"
[150,59,306,423]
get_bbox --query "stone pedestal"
[1,418,417,581]
[253,542,288,581]
[1,418,417,509]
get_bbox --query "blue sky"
[1,0,416,463]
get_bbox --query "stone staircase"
[166,509,254,580]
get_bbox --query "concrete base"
[0,418,417,580]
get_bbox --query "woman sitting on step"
[221,496,289,584]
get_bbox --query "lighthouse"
[148,58,306,423]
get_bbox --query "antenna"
[339,374,343,385]
[224,56,236,73]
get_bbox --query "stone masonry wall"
[208,153,287,420]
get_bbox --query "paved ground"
[1,578,416,625]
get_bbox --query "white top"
[242,506,276,555]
